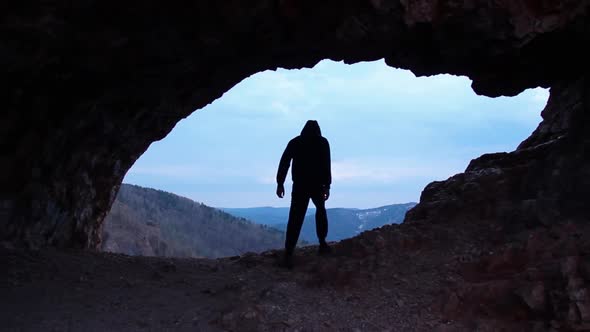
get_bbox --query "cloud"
[128,164,244,181]
[248,157,467,208]
[207,59,549,128]
[127,59,549,208]
[128,165,198,178]
[257,174,277,185]
[212,69,317,118]
[331,159,464,184]
[530,88,550,105]
[254,158,466,187]
[128,162,281,187]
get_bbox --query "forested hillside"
[101,184,284,258]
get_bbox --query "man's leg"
[311,190,329,251]
[284,187,310,259]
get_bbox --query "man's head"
[301,120,321,136]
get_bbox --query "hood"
[300,120,322,136]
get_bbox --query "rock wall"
[2,0,589,248]
[402,78,590,329]
[406,78,590,227]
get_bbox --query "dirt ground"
[0,219,517,332]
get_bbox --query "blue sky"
[124,59,549,208]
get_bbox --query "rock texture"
[3,2,590,330]
[403,78,590,329]
[2,0,589,248]
[407,78,590,226]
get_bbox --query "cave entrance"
[103,60,549,258]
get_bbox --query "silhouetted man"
[276,120,332,268]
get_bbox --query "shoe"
[318,242,332,256]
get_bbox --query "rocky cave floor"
[2,216,590,332]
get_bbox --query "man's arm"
[276,140,293,198]
[325,139,332,187]
[323,139,332,200]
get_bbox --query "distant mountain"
[355,204,418,231]
[223,203,417,243]
[101,184,285,258]
[220,207,311,226]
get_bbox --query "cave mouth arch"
[3,1,587,249]
[125,60,550,209]
[102,59,549,258]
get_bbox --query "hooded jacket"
[276,120,332,188]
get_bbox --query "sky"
[123,59,549,209]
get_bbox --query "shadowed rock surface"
[402,78,590,330]
[2,74,589,332]
[2,1,590,330]
[2,0,589,248]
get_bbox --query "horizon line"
[121,182,417,211]
[216,202,418,210]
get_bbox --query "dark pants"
[285,183,328,255]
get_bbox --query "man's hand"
[276,184,285,198]
[323,187,330,201]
